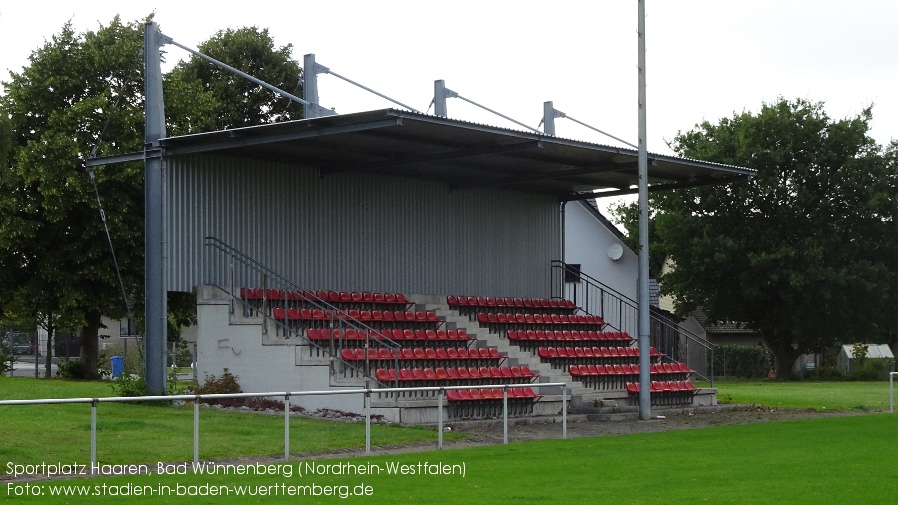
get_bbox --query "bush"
[710,345,774,379]
[56,358,84,379]
[111,372,147,397]
[167,341,193,368]
[0,343,17,375]
[808,364,845,381]
[192,369,243,406]
[847,358,894,381]
[110,360,189,398]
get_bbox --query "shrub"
[192,369,243,406]
[0,343,17,375]
[808,364,845,381]
[110,360,190,398]
[710,345,774,378]
[111,372,147,397]
[56,358,84,379]
[847,358,894,381]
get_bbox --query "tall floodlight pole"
[144,21,168,394]
[636,0,652,420]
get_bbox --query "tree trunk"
[78,310,102,380]
[44,319,54,379]
[768,334,800,380]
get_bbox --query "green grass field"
[3,414,896,504]
[712,379,893,410]
[0,377,459,465]
[2,377,896,504]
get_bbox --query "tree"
[0,18,304,381]
[166,26,303,131]
[608,199,665,277]
[651,98,898,377]
[0,18,147,379]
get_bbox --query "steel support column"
[636,0,652,421]
[144,21,167,395]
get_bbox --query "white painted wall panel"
[564,201,638,301]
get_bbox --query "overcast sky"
[1,1,896,208]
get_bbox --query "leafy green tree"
[1,17,304,381]
[166,26,303,130]
[608,199,665,277]
[0,18,147,379]
[653,98,898,376]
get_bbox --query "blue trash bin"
[110,356,124,378]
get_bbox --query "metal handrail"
[0,382,569,467]
[551,260,715,385]
[204,237,403,388]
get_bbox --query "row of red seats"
[478,312,604,326]
[275,308,438,323]
[509,330,632,342]
[448,296,576,310]
[241,288,411,305]
[626,381,700,393]
[375,365,537,382]
[569,363,693,377]
[447,388,543,401]
[309,328,473,341]
[538,346,662,359]
[341,347,503,361]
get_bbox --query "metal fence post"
[193,396,200,464]
[502,387,508,445]
[889,372,893,413]
[365,389,371,455]
[284,393,291,461]
[437,388,444,450]
[562,384,568,439]
[90,399,98,472]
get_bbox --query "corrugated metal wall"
[167,154,560,297]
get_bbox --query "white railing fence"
[0,382,568,473]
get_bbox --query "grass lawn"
[3,377,897,504]
[3,414,896,504]
[0,377,460,465]
[710,379,893,411]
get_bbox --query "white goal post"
[891,372,897,413]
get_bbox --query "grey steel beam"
[303,54,337,119]
[637,0,651,421]
[321,140,542,175]
[162,118,403,157]
[144,21,167,395]
[543,101,556,136]
[85,152,144,167]
[450,160,635,191]
[434,80,451,117]
[561,174,750,201]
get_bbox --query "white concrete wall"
[195,294,367,415]
[564,200,638,301]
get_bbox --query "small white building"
[837,343,895,374]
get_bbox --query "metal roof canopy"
[160,108,753,200]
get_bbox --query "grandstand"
[165,108,747,423]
